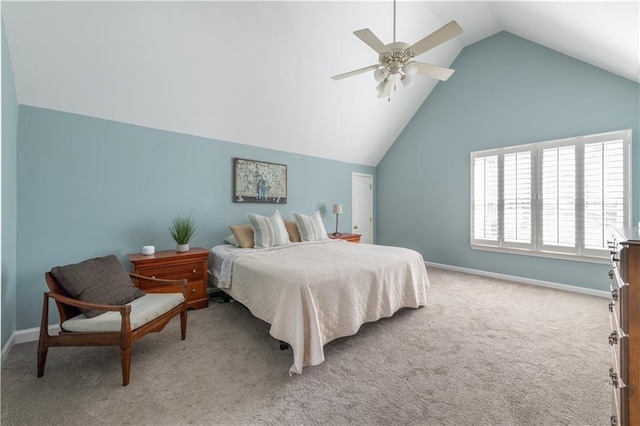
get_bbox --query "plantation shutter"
[541,145,576,251]
[584,138,626,250]
[472,155,499,242]
[503,151,532,245]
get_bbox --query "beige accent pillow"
[229,224,254,248]
[284,220,301,242]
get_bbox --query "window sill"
[470,244,609,265]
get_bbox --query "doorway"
[351,173,373,244]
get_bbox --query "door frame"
[352,172,374,243]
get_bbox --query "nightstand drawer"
[186,281,205,301]
[140,281,204,303]
[139,261,204,282]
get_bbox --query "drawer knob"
[191,288,196,293]
[151,275,156,279]
[192,269,197,273]
[609,331,619,346]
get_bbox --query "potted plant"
[169,214,196,252]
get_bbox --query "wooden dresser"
[328,233,361,243]
[128,247,209,310]
[608,227,640,426]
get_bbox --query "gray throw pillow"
[51,255,145,318]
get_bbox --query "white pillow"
[293,211,329,242]
[246,210,290,248]
[224,234,240,247]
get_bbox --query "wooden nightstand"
[128,247,209,310]
[328,233,361,243]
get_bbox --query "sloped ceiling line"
[2,1,638,167]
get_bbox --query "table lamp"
[332,204,343,236]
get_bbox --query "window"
[471,129,631,261]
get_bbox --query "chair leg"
[37,293,50,378]
[180,309,187,340]
[120,347,132,386]
[37,345,48,378]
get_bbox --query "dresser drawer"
[138,261,204,282]
[611,384,628,426]
[609,296,626,335]
[610,272,628,333]
[610,263,627,295]
[610,338,628,388]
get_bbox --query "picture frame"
[233,158,287,204]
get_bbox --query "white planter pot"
[176,243,189,253]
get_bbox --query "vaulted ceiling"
[2,1,638,167]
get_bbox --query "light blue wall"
[377,32,640,291]
[2,20,19,348]
[16,106,374,330]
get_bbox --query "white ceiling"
[2,1,638,167]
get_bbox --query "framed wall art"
[233,158,287,204]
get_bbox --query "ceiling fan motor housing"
[379,42,414,74]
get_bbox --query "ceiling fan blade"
[354,29,391,55]
[409,21,463,57]
[331,64,380,81]
[413,62,455,81]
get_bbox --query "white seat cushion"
[61,293,185,333]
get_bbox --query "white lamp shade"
[332,204,343,214]
[376,79,390,96]
[402,61,418,75]
[401,74,413,88]
[373,67,389,83]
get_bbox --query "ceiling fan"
[331,0,463,99]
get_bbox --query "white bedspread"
[212,240,429,375]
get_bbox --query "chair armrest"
[129,273,188,300]
[129,273,186,287]
[47,292,129,314]
[46,292,134,334]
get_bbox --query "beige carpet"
[1,267,611,425]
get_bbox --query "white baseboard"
[424,261,610,298]
[2,324,61,360]
[1,265,608,361]
[1,332,16,364]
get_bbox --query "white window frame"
[470,129,632,263]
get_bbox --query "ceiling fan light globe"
[402,62,418,75]
[401,74,413,88]
[373,68,389,83]
[375,79,390,94]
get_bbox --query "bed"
[209,239,429,375]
